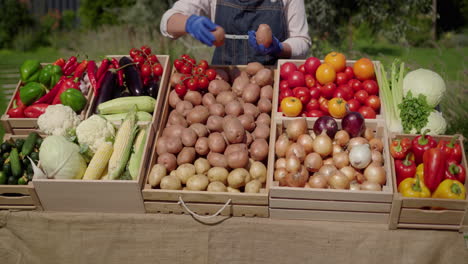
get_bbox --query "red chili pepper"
[53,58,66,68]
[33,76,66,105]
[395,153,417,186]
[63,56,77,72]
[52,77,80,104]
[96,58,110,80]
[412,129,437,165]
[24,104,48,118]
[390,138,412,160]
[96,65,115,96]
[111,58,123,86]
[437,136,463,164]
[423,148,446,192]
[73,60,89,79]
[445,160,466,184]
[64,61,79,76]
[87,60,98,95]
[7,93,26,118]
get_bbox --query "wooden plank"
[269,208,389,223]
[397,223,460,231]
[401,198,467,211]
[0,205,36,210]
[144,201,268,217]
[269,198,391,213]
[0,196,34,205]
[270,187,393,203]
[399,208,464,225]
[388,196,402,230]
[0,185,31,195]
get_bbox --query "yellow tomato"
[281,97,302,117]
[316,63,336,85]
[353,58,375,81]
[324,52,346,72]
[328,98,347,118]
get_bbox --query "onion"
[349,144,372,169]
[275,134,291,158]
[323,157,334,165]
[356,172,365,184]
[286,169,308,187]
[328,171,350,189]
[364,127,374,141]
[304,183,312,188]
[308,173,328,188]
[286,155,301,173]
[274,168,288,186]
[342,112,365,137]
[340,166,357,182]
[334,130,350,147]
[347,137,369,151]
[313,116,338,138]
[371,150,384,165]
[318,164,337,180]
[364,163,386,185]
[286,143,306,162]
[369,138,384,152]
[333,152,349,169]
[349,181,361,191]
[304,153,322,172]
[312,131,333,157]
[360,181,382,191]
[333,143,344,156]
[286,118,307,141]
[297,134,314,154]
[275,158,286,169]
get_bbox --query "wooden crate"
[388,134,468,232]
[32,123,155,213]
[273,59,385,121]
[0,134,42,211]
[142,65,276,218]
[268,117,394,223]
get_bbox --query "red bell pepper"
[437,136,462,164]
[52,77,80,104]
[111,58,123,86]
[423,148,446,192]
[7,93,26,118]
[24,104,48,118]
[412,129,437,165]
[33,76,66,105]
[395,153,417,186]
[390,138,412,159]
[96,58,110,80]
[445,160,466,184]
[73,60,88,79]
[63,56,77,72]
[53,58,65,68]
[87,60,98,95]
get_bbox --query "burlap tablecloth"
[0,210,467,264]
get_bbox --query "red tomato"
[339,85,353,100]
[304,57,321,75]
[192,66,205,75]
[319,97,329,114]
[279,88,294,102]
[347,99,361,112]
[129,48,142,59]
[180,64,192,74]
[320,83,336,99]
[305,98,320,112]
[309,87,321,99]
[306,110,325,117]
[288,71,305,88]
[198,60,209,70]
[348,79,363,92]
[298,64,306,74]
[354,90,369,104]
[140,45,152,55]
[181,54,191,60]
[186,78,199,91]
[365,95,380,111]
[280,62,297,80]
[186,58,196,66]
[152,64,163,77]
[344,66,354,79]
[140,63,152,78]
[333,88,348,100]
[293,87,311,105]
[335,72,349,85]
[198,76,209,90]
[279,80,290,91]
[133,55,145,66]
[173,59,184,71]
[205,69,217,81]
[148,54,159,64]
[175,84,187,97]
[363,80,379,95]
[359,106,377,119]
[305,74,316,89]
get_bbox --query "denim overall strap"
[212,0,287,65]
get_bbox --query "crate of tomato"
[388,132,468,232]
[1,57,94,135]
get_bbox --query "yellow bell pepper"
[398,176,431,198]
[432,179,466,200]
[416,164,424,184]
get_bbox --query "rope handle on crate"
[177,196,232,220]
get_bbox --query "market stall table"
[1,211,467,264]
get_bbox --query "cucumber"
[0,171,6,184]
[35,137,43,148]
[98,96,156,114]
[30,152,39,163]
[10,148,23,178]
[15,139,25,149]
[21,132,39,157]
[7,176,16,185]
[3,163,11,176]
[1,142,11,153]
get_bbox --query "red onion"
[342,112,364,137]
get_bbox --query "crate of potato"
[268,116,394,223]
[388,133,468,232]
[0,133,43,210]
[142,56,275,218]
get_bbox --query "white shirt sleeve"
[282,0,311,59]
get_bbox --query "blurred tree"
[0,0,34,48]
[437,0,468,33]
[79,0,136,29]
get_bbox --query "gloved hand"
[248,30,283,55]
[185,15,218,46]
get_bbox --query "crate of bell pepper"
[0,56,94,134]
[388,131,468,232]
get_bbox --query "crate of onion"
[267,115,394,223]
[142,58,275,218]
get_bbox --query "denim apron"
[212,0,287,65]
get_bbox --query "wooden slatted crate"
[268,117,394,223]
[388,134,468,232]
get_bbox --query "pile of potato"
[148,62,274,193]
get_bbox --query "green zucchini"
[10,148,23,178]
[102,111,153,122]
[98,96,156,114]
[21,132,39,157]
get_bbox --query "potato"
[175,164,196,184]
[216,91,237,106]
[207,152,228,168]
[244,131,253,146]
[170,72,184,87]
[168,110,187,127]
[160,175,182,190]
[257,98,272,113]
[208,79,230,95]
[176,100,193,116]
[253,68,273,86]
[226,148,249,169]
[186,174,209,191]
[227,168,250,189]
[245,62,264,76]
[148,164,167,188]
[249,139,269,161]
[252,123,270,140]
[229,68,242,81]
[256,24,273,48]
[202,93,217,107]
[242,83,261,104]
[156,137,168,155]
[169,90,181,108]
[237,114,256,132]
[177,147,196,165]
[227,187,241,193]
[195,137,210,155]
[243,103,260,118]
[189,123,208,138]
[186,105,210,125]
[224,143,248,156]
[207,167,229,184]
[207,181,227,192]
[232,73,250,96]
[165,137,183,154]
[215,69,230,82]
[206,116,224,132]
[208,132,226,153]
[255,113,271,126]
[225,101,244,117]
[194,158,211,174]
[223,118,246,144]
[249,161,267,183]
[181,127,198,147]
[212,26,225,47]
[245,179,262,193]
[260,85,273,100]
[184,90,202,106]
[208,103,225,117]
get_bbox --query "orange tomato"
[324,52,346,72]
[281,97,302,117]
[328,98,347,118]
[316,63,336,85]
[353,58,375,81]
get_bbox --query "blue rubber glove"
[248,30,283,55]
[185,15,218,46]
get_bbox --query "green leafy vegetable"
[377,59,404,133]
[398,91,432,133]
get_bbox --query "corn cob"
[128,127,148,180]
[83,142,113,180]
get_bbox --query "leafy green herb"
[398,91,432,133]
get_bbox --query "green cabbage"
[403,69,446,108]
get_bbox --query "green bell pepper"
[20,60,42,83]
[60,89,87,112]
[38,64,63,89]
[20,82,47,106]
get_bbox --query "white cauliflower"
[38,104,81,137]
[410,111,447,135]
[76,115,115,153]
